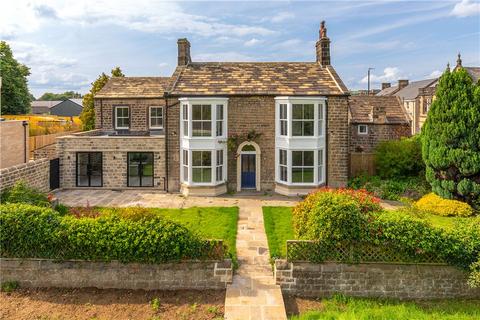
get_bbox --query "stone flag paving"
[224,200,287,320]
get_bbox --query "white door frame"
[236,141,261,192]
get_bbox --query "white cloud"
[269,12,294,23]
[9,41,90,93]
[451,0,480,17]
[360,67,406,84]
[0,0,274,38]
[244,38,263,47]
[428,70,443,78]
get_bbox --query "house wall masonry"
[275,260,480,299]
[57,134,165,189]
[349,123,411,153]
[327,96,349,187]
[95,98,165,131]
[1,258,233,290]
[0,158,50,193]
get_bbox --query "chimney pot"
[316,21,331,66]
[177,38,191,66]
[381,83,391,90]
[398,79,409,90]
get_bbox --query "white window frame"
[216,104,224,137]
[318,149,325,184]
[292,103,315,137]
[182,104,189,136]
[149,106,163,129]
[179,98,228,140]
[358,124,368,135]
[114,106,129,130]
[279,149,288,182]
[191,150,212,183]
[191,104,212,137]
[291,150,315,184]
[279,103,288,136]
[216,149,224,182]
[182,149,189,182]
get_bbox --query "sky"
[1,0,479,98]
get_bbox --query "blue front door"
[241,154,256,189]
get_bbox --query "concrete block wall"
[0,158,50,193]
[1,258,233,290]
[275,260,480,299]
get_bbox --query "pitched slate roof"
[31,100,62,108]
[465,67,480,83]
[95,77,172,98]
[349,96,409,124]
[376,86,400,96]
[169,62,347,96]
[377,79,437,100]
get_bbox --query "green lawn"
[290,296,480,320]
[98,206,238,261]
[263,206,294,259]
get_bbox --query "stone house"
[348,96,411,153]
[57,22,350,196]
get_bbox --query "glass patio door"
[76,152,103,187]
[128,152,154,187]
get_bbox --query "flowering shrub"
[415,193,475,217]
[292,188,381,240]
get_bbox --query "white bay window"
[180,98,228,187]
[275,97,327,186]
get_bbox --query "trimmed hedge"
[415,193,475,217]
[0,204,225,263]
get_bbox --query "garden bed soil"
[0,288,225,320]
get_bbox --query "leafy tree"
[422,67,480,208]
[0,41,32,114]
[38,91,82,101]
[80,67,124,130]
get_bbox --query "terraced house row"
[58,22,354,196]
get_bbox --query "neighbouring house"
[0,119,29,168]
[57,22,350,196]
[31,100,62,114]
[31,99,83,116]
[348,96,411,154]
[377,78,437,134]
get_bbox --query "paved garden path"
[224,199,287,320]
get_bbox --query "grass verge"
[288,295,480,320]
[262,206,294,259]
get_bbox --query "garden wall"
[0,158,50,193]
[275,260,480,299]
[1,258,233,290]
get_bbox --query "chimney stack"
[177,38,191,66]
[381,83,391,90]
[398,79,409,90]
[316,21,331,66]
[372,105,387,124]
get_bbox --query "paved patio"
[53,189,299,208]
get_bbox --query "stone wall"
[1,258,232,290]
[327,96,350,187]
[0,120,28,169]
[94,98,165,131]
[0,158,50,193]
[33,143,58,160]
[349,123,411,153]
[57,134,166,189]
[275,260,480,299]
[227,96,276,192]
[166,97,181,192]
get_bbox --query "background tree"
[0,41,32,114]
[422,66,480,208]
[38,91,82,101]
[80,67,124,130]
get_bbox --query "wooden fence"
[350,152,375,177]
[29,131,79,157]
